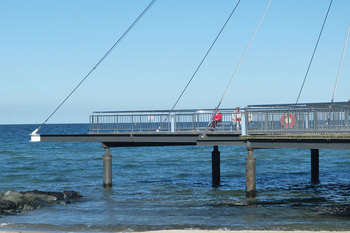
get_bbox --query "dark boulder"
[0,200,17,211]
[63,190,82,200]
[0,190,83,216]
[21,190,67,201]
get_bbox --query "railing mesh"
[89,102,350,135]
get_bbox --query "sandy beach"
[140,231,350,233]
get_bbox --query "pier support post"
[212,145,220,187]
[311,149,319,184]
[103,146,112,188]
[246,149,256,197]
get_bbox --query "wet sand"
[1,230,350,233]
[143,231,350,233]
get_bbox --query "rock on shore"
[0,190,82,215]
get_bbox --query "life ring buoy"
[280,113,296,128]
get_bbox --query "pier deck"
[32,102,350,149]
[35,132,350,149]
[36,132,243,147]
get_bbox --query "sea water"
[1,124,350,232]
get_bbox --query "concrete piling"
[311,149,320,184]
[103,146,112,188]
[212,145,220,187]
[246,149,256,197]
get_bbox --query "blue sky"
[1,0,350,124]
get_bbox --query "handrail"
[90,109,240,133]
[92,108,236,114]
[248,101,350,109]
[89,102,350,135]
[246,102,350,135]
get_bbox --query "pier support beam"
[212,145,220,187]
[103,146,112,188]
[246,149,256,198]
[311,149,319,184]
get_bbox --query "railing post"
[97,116,99,133]
[192,114,195,130]
[131,115,134,132]
[139,115,142,132]
[168,115,170,132]
[314,111,318,133]
[170,113,175,132]
[241,110,247,136]
[116,115,119,132]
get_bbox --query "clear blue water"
[1,124,350,232]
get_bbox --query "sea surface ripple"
[0,124,350,232]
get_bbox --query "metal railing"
[246,102,350,135]
[89,102,350,135]
[89,109,242,133]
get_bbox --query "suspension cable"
[170,0,241,111]
[157,0,241,131]
[295,0,333,104]
[32,0,157,134]
[331,24,350,103]
[215,0,272,112]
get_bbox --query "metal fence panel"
[247,103,350,135]
[89,102,350,135]
[89,109,240,133]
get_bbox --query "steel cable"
[331,24,350,103]
[215,0,272,111]
[157,0,242,131]
[295,0,333,104]
[170,0,241,112]
[33,0,157,134]
[207,0,272,130]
